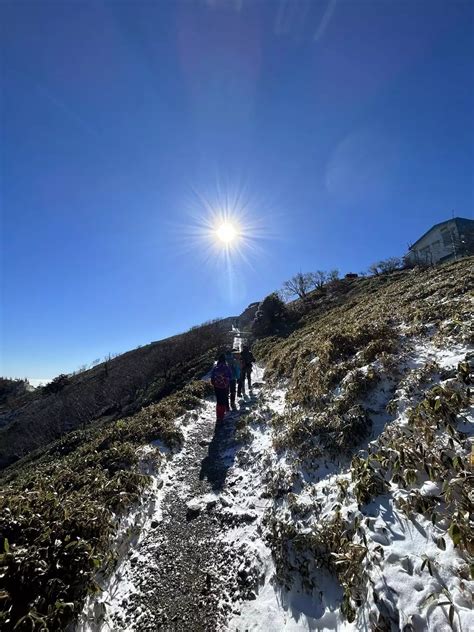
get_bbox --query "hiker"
[211,354,232,422]
[236,352,246,397]
[241,345,255,391]
[225,349,240,411]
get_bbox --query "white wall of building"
[408,221,459,265]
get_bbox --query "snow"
[408,339,468,370]
[361,491,474,631]
[230,577,352,632]
[27,377,52,387]
[79,327,473,632]
[78,411,194,631]
[229,332,473,632]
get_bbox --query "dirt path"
[82,370,267,631]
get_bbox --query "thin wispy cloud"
[314,0,337,41]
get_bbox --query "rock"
[220,495,233,508]
[228,475,243,487]
[150,520,159,529]
[186,500,202,520]
[206,498,217,510]
[238,568,249,581]
[240,511,258,523]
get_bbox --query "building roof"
[409,217,474,250]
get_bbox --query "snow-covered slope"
[3,260,472,632]
[231,336,473,632]
[75,262,474,631]
[79,328,472,631]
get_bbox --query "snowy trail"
[79,332,473,632]
[80,367,273,631]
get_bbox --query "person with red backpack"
[211,354,232,422]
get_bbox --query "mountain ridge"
[0,258,472,631]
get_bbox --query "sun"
[216,222,238,244]
[176,185,274,272]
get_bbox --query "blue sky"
[1,0,473,381]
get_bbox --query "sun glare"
[176,185,275,279]
[216,222,238,244]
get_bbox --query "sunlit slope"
[249,257,473,628]
[0,258,472,632]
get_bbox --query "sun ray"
[168,181,281,301]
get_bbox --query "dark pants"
[229,379,237,409]
[242,366,252,389]
[214,387,229,420]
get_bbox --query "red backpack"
[212,364,230,389]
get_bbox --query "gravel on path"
[85,380,266,632]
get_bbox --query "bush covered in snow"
[253,257,473,629]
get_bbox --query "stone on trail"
[186,493,219,519]
[220,494,233,508]
[186,498,202,520]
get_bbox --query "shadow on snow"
[199,393,257,492]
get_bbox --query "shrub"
[252,293,290,338]
[0,379,29,405]
[42,374,71,395]
[266,510,367,623]
[0,381,209,631]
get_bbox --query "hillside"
[0,378,32,414]
[0,258,473,632]
[0,317,240,469]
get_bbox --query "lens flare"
[171,182,278,304]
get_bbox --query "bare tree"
[282,272,313,299]
[327,269,340,283]
[378,257,402,273]
[309,270,327,290]
[369,257,402,275]
[368,262,381,276]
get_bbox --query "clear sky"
[1,0,473,381]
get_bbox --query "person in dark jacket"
[241,345,255,390]
[225,349,240,411]
[236,352,246,397]
[211,354,232,422]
